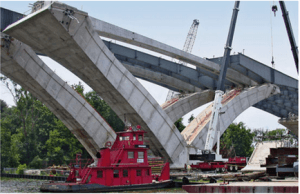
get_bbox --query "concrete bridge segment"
[161,90,215,123]
[102,40,234,90]
[182,84,280,155]
[101,39,297,119]
[0,34,116,159]
[122,63,203,93]
[2,7,297,120]
[91,17,256,87]
[4,2,189,167]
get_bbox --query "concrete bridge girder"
[4,2,189,167]
[181,84,280,154]
[103,40,234,90]
[90,17,256,87]
[161,90,215,123]
[0,34,116,159]
[209,55,298,89]
[123,63,202,93]
[253,85,298,118]
[1,7,297,120]
[101,40,297,118]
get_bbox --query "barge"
[40,125,172,192]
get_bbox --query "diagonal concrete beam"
[181,84,280,154]
[90,17,257,87]
[0,34,116,159]
[161,90,215,123]
[4,2,188,167]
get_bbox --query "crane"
[201,1,240,162]
[165,19,200,101]
[279,1,298,73]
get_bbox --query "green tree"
[1,77,43,165]
[1,77,60,166]
[85,91,124,132]
[0,99,8,113]
[0,119,20,169]
[174,118,186,132]
[33,102,57,159]
[220,122,255,157]
[188,114,195,123]
[46,119,90,165]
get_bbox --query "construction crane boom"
[183,19,200,55]
[203,1,240,161]
[166,19,200,101]
[279,1,298,73]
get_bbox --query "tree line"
[1,78,296,170]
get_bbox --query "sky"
[0,1,298,131]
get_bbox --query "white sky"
[0,1,298,131]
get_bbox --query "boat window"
[133,135,136,141]
[138,135,143,141]
[138,151,144,159]
[125,136,130,140]
[136,169,141,176]
[75,170,79,177]
[123,169,128,177]
[146,169,150,176]
[128,151,134,159]
[97,170,103,178]
[119,136,123,141]
[113,170,119,178]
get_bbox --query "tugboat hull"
[40,180,173,192]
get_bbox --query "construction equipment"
[165,19,200,101]
[279,1,298,73]
[197,1,240,162]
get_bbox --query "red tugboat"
[40,125,172,192]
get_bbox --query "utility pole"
[279,1,298,73]
[166,19,200,101]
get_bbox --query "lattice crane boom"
[182,19,200,54]
[166,19,200,101]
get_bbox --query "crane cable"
[270,2,276,69]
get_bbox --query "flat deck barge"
[182,180,298,193]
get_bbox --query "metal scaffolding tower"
[166,19,200,101]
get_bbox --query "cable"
[270,2,275,69]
